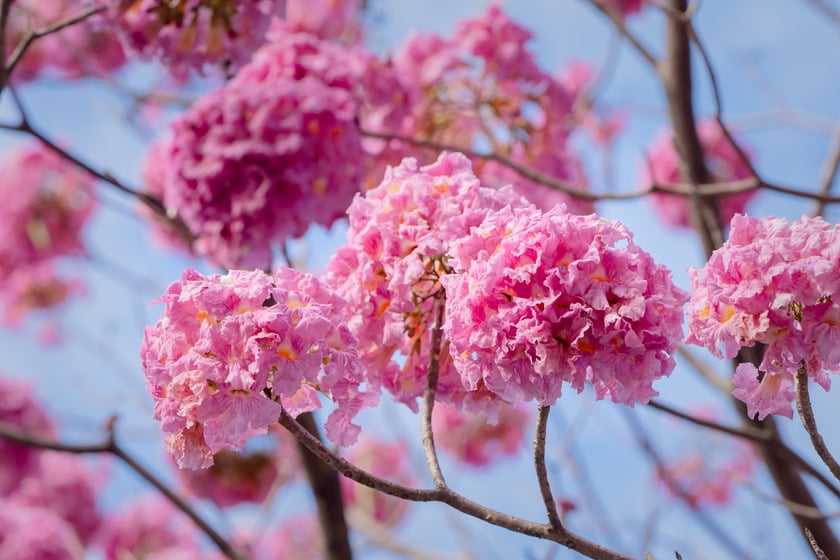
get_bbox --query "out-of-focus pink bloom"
[643,120,756,229]
[388,4,592,213]
[1,264,83,326]
[0,501,83,560]
[686,214,840,419]
[177,426,299,507]
[141,268,373,469]
[6,1,126,82]
[659,433,755,509]
[284,0,363,44]
[250,515,321,560]
[9,451,101,545]
[326,152,525,413]
[341,438,413,526]
[0,376,55,495]
[442,204,688,407]
[97,496,210,560]
[593,0,645,17]
[558,61,626,147]
[107,0,284,77]
[432,401,530,467]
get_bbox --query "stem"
[421,294,447,488]
[794,369,840,484]
[534,405,561,529]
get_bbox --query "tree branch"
[0,418,243,560]
[534,405,562,529]
[421,294,447,488]
[795,369,840,485]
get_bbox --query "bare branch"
[0,419,244,560]
[806,528,831,560]
[812,123,840,217]
[586,0,659,68]
[795,368,840,485]
[534,405,562,529]
[421,294,447,488]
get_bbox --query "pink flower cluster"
[7,0,126,82]
[432,401,530,467]
[146,29,407,267]
[442,204,688,406]
[388,4,593,214]
[659,442,754,509]
[176,426,299,507]
[643,120,756,229]
[326,152,524,411]
[0,144,94,324]
[107,0,283,76]
[0,377,101,558]
[283,0,363,44]
[341,438,413,526]
[686,214,840,419]
[141,267,373,469]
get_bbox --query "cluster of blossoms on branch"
[0,143,95,330]
[686,214,840,419]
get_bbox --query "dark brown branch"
[795,369,840,485]
[279,408,634,560]
[534,405,562,529]
[0,0,13,90]
[294,411,354,560]
[0,419,243,560]
[806,528,831,560]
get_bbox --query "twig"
[421,294,447,488]
[795,369,840,485]
[676,346,731,394]
[534,405,562,529]
[0,0,14,89]
[0,419,243,560]
[5,6,105,81]
[586,0,659,68]
[812,123,840,217]
[806,528,831,560]
[278,408,635,560]
[806,0,840,28]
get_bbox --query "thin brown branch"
[806,528,831,560]
[807,0,840,27]
[422,294,447,488]
[812,123,840,217]
[586,0,659,68]
[5,6,105,81]
[0,419,243,560]
[534,405,562,529]
[0,0,13,89]
[676,346,731,394]
[795,369,840,484]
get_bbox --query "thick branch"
[294,411,354,560]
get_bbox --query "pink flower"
[177,426,299,507]
[141,267,372,468]
[442,204,688,406]
[341,438,413,526]
[250,515,321,560]
[1,263,83,326]
[283,0,363,44]
[0,501,83,560]
[643,120,756,229]
[686,214,840,418]
[0,376,55,495]
[326,152,525,412]
[107,0,283,77]
[9,452,101,545]
[432,401,530,467]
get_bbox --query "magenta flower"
[643,120,756,229]
[0,501,83,560]
[686,214,840,419]
[432,401,530,467]
[442,204,688,406]
[141,267,373,469]
[326,152,525,411]
[107,0,283,77]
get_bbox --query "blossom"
[388,4,591,213]
[177,426,299,507]
[107,0,283,76]
[0,501,83,560]
[441,204,688,406]
[643,120,756,229]
[249,516,321,560]
[141,267,372,469]
[686,214,840,419]
[326,152,525,411]
[432,401,530,467]
[341,438,413,526]
[0,376,55,495]
[284,0,364,44]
